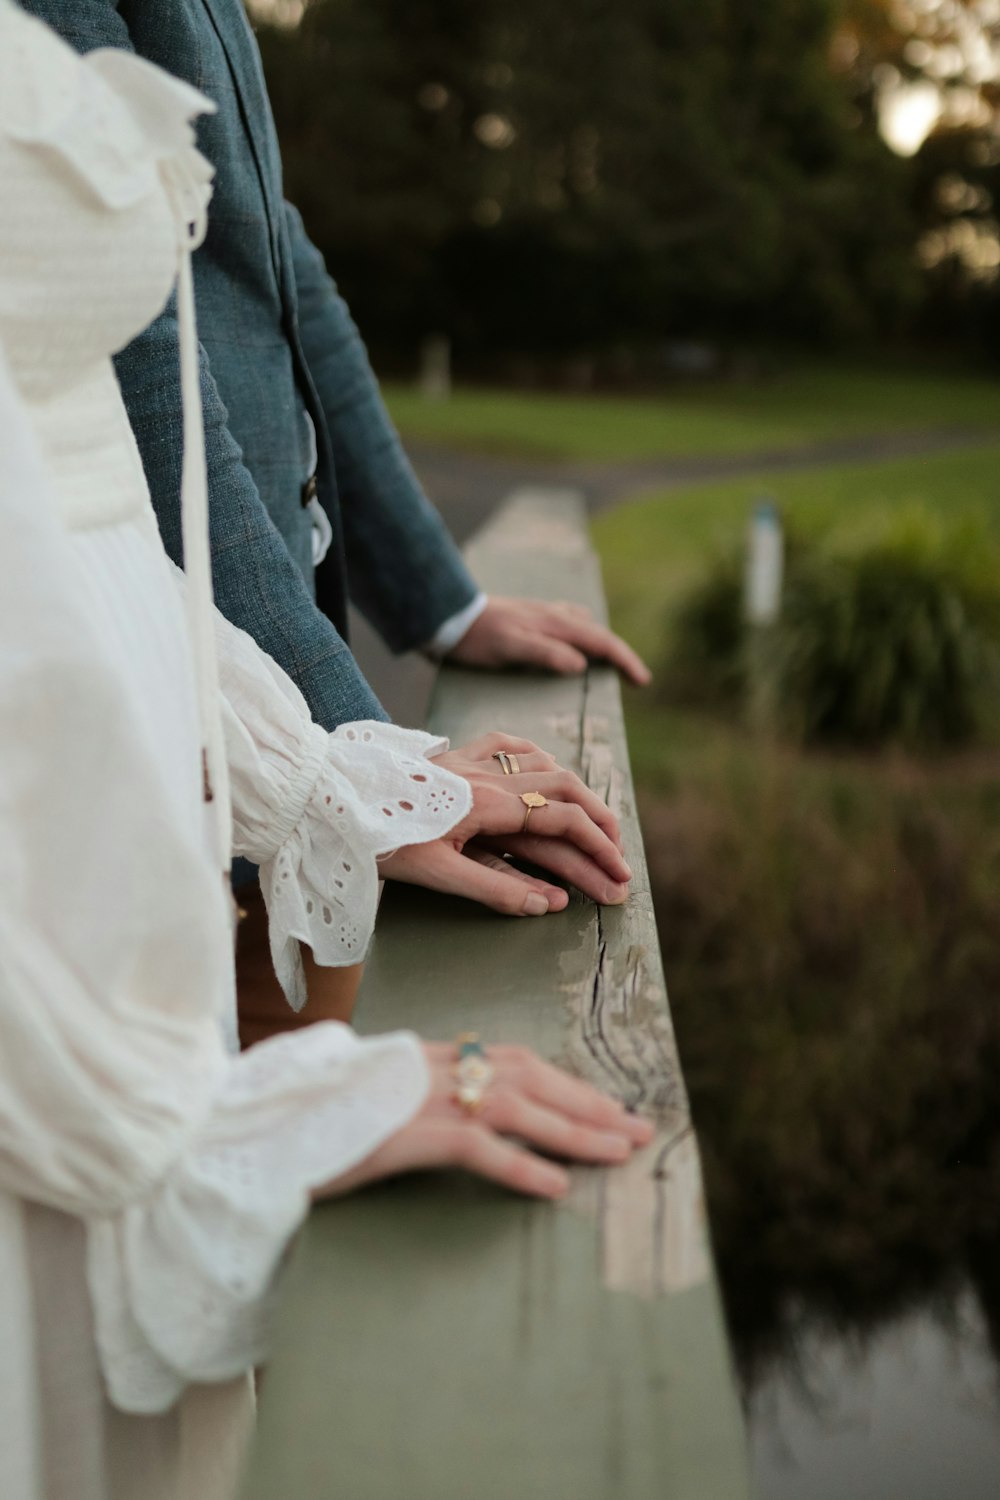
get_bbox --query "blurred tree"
[256,0,927,363]
[831,0,1000,355]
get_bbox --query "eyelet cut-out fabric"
[0,6,471,1497]
[211,590,471,1008]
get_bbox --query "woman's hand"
[316,1043,655,1200]
[378,731,632,916]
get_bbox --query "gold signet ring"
[520,790,548,832]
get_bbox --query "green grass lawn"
[384,365,1000,462]
[593,441,1000,672]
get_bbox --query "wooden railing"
[241,490,749,1500]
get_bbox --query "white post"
[744,499,784,735]
[418,334,451,401]
[744,499,784,625]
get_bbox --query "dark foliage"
[640,755,1000,1384]
[257,0,921,363]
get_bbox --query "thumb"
[445,845,563,915]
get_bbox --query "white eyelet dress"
[0,7,472,1500]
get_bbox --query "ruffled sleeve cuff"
[87,1023,429,1413]
[255,721,470,1009]
[210,599,471,1008]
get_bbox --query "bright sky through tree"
[880,80,944,154]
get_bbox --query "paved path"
[352,422,1000,724]
[406,422,1000,541]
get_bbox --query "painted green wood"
[241,491,749,1500]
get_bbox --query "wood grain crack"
[563,672,711,1298]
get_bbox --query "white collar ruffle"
[0,4,215,218]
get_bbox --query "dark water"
[748,1289,1000,1498]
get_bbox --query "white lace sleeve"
[0,342,430,1416]
[207,596,472,1009]
[87,1023,428,1413]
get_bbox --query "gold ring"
[492,751,513,775]
[451,1032,495,1115]
[520,790,548,833]
[507,752,521,775]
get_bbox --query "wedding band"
[452,1032,494,1115]
[492,750,520,775]
[520,790,548,832]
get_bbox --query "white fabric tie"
[170,171,232,870]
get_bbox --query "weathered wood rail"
[241,490,749,1500]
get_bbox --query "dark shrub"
[663,510,1000,749]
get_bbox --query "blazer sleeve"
[285,201,480,653]
[19,0,389,733]
[115,300,388,731]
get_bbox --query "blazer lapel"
[198,0,289,293]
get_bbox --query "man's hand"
[378,731,632,916]
[447,597,651,685]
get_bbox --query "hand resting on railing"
[379,731,632,914]
[316,1042,655,1200]
[446,596,652,685]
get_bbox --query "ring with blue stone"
[452,1032,495,1115]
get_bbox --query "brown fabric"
[22,1202,253,1500]
[235,882,364,1048]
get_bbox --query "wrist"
[423,592,489,659]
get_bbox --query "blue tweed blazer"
[24,0,478,730]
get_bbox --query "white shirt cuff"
[424,591,488,658]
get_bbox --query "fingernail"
[603,1133,631,1158]
[602,882,629,905]
[524,893,549,916]
[622,863,633,880]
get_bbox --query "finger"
[512,799,630,885]
[469,782,629,884]
[553,600,594,621]
[508,1053,656,1145]
[484,834,629,906]
[508,769,624,850]
[437,844,562,915]
[485,1089,633,1163]
[448,1121,570,1198]
[470,731,549,761]
[542,612,652,686]
[507,630,589,676]
[486,749,560,777]
[333,1117,569,1197]
[380,839,564,913]
[425,1046,654,1145]
[464,845,570,913]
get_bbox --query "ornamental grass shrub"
[663,510,1000,749]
